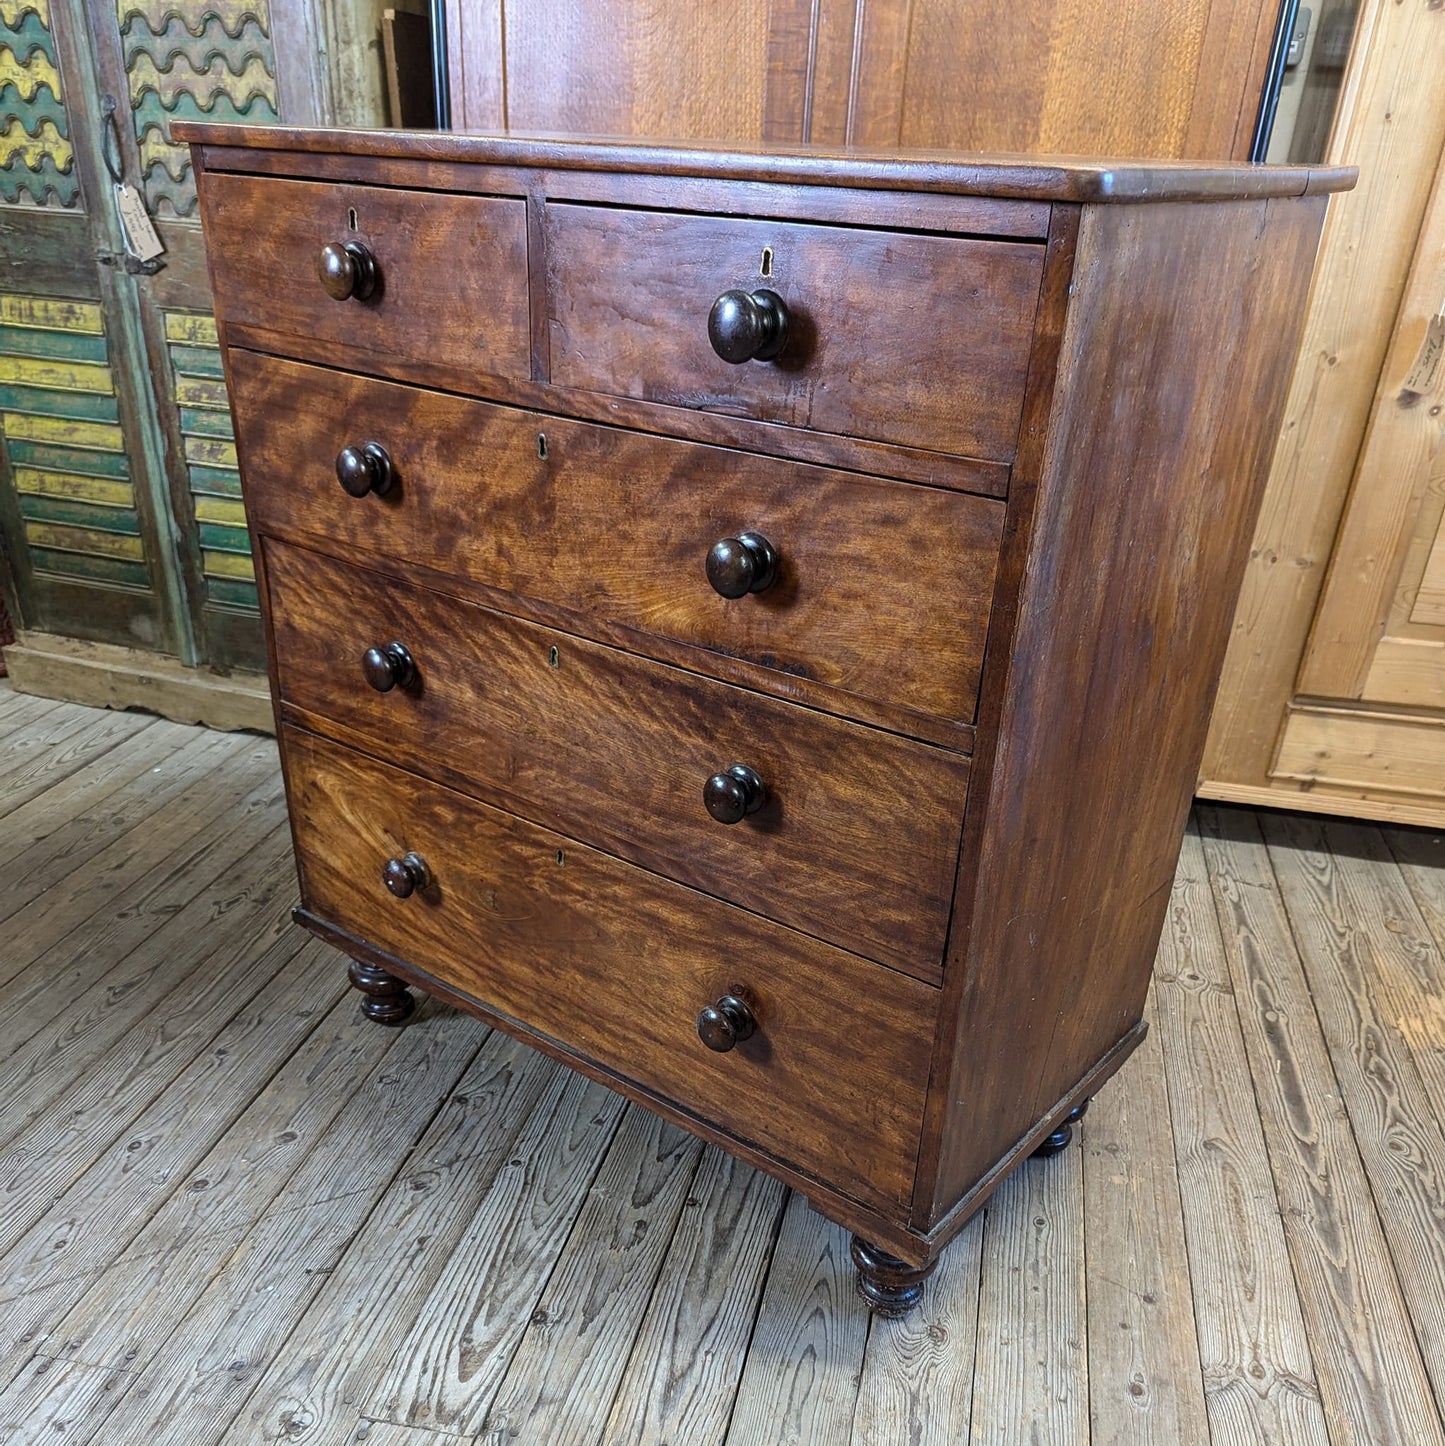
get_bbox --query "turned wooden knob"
[704,764,766,824]
[697,994,756,1052]
[706,531,778,598]
[708,288,789,363]
[382,850,430,898]
[318,239,378,300]
[335,441,393,498]
[362,641,415,692]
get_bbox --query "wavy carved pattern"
[0,0,76,207]
[119,0,278,218]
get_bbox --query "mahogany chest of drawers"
[178,122,1351,1314]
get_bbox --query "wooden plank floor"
[3,682,1444,1445]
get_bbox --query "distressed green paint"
[0,383,120,420]
[20,494,141,530]
[28,547,151,588]
[178,405,233,438]
[206,575,258,608]
[196,520,249,551]
[169,344,226,378]
[0,325,109,362]
[186,464,241,497]
[6,438,130,477]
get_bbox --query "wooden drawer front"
[286,727,936,1208]
[232,351,1004,727]
[197,173,530,378]
[266,541,969,980]
[546,205,1044,461]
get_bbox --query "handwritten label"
[114,183,165,263]
[1402,312,1444,397]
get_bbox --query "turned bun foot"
[850,1237,939,1318]
[1032,1098,1090,1158]
[348,958,415,1025]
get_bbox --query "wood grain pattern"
[365,1069,625,1436]
[230,350,1005,732]
[285,726,938,1209]
[920,194,1331,1222]
[195,172,530,380]
[546,204,1043,461]
[1151,824,1328,1443]
[602,1146,788,1446]
[265,540,969,978]
[1081,990,1210,1446]
[1199,804,1445,1446]
[177,123,1356,203]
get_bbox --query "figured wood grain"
[286,727,936,1209]
[922,193,1331,1220]
[1258,811,1445,1411]
[724,1193,870,1446]
[968,1148,1088,1445]
[195,172,530,380]
[1151,824,1329,1444]
[266,540,968,978]
[547,204,1042,462]
[1081,992,1210,1446]
[230,350,1005,731]
[366,1069,624,1435]
[602,1147,788,1446]
[478,1110,704,1446]
[1198,804,1445,1446]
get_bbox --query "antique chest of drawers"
[178,122,1352,1314]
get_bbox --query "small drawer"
[196,173,530,379]
[265,540,970,980]
[231,350,1005,729]
[285,726,937,1209]
[546,204,1044,461]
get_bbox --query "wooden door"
[445,0,1280,160]
[1272,148,1445,807]
[0,0,189,656]
[0,0,329,676]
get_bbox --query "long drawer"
[231,350,1005,728]
[285,726,937,1208]
[265,540,969,980]
[546,204,1044,461]
[198,173,531,379]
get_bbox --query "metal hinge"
[96,247,165,276]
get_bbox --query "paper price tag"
[1402,312,1444,398]
[114,182,165,263]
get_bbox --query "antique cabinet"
[180,121,1350,1310]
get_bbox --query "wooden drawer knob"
[382,850,430,898]
[704,764,766,824]
[319,239,378,301]
[362,641,415,692]
[708,288,789,364]
[706,531,778,598]
[696,993,756,1052]
[336,441,394,498]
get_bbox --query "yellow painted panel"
[163,312,219,346]
[2,413,124,450]
[0,295,102,335]
[25,520,145,560]
[0,46,61,105]
[0,354,112,394]
[203,549,255,580]
[127,52,276,111]
[120,0,255,44]
[13,467,133,507]
[193,496,248,525]
[175,376,229,409]
[0,0,51,27]
[184,435,238,468]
